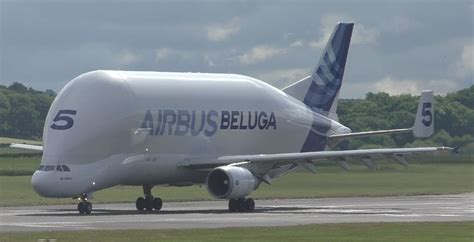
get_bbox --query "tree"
[7,82,28,93]
[8,93,39,138]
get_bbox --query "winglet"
[413,90,434,138]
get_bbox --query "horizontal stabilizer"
[9,143,43,152]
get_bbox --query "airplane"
[11,23,453,214]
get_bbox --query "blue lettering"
[248,111,257,129]
[230,111,239,129]
[221,111,230,129]
[267,112,276,130]
[204,110,218,136]
[154,109,163,135]
[239,111,247,129]
[190,110,205,136]
[141,109,277,136]
[175,110,190,136]
[258,112,268,129]
[141,110,154,135]
[161,110,176,135]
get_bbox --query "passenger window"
[62,165,70,172]
[37,165,45,171]
[56,165,63,171]
[44,165,55,171]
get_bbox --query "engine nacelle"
[206,166,258,199]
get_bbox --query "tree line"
[337,86,473,150]
[0,82,472,150]
[0,83,55,139]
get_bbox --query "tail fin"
[283,23,354,120]
[413,90,434,138]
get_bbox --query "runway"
[1,193,473,232]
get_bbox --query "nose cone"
[31,171,54,197]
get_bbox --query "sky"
[1,0,473,98]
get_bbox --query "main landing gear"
[136,185,162,211]
[77,194,92,214]
[228,198,255,212]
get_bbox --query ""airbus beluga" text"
[140,109,277,137]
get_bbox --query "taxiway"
[1,193,473,232]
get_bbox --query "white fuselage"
[32,70,349,198]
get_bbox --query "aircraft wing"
[178,146,454,171]
[9,143,43,152]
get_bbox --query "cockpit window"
[61,165,70,172]
[37,164,70,172]
[43,165,55,171]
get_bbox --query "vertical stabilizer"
[283,23,353,119]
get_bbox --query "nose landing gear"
[77,194,92,214]
[136,185,162,211]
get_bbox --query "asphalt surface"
[1,193,473,232]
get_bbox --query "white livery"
[11,23,453,214]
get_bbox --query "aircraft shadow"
[18,206,404,217]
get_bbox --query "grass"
[0,147,39,155]
[0,156,40,175]
[0,137,42,146]
[0,221,473,242]
[0,162,472,206]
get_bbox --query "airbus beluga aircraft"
[12,23,453,214]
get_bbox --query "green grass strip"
[1,221,473,242]
[0,163,473,206]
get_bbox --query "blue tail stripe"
[323,54,340,77]
[316,68,332,84]
[300,23,353,152]
[302,23,353,114]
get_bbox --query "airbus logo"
[140,109,277,137]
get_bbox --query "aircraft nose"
[31,171,51,197]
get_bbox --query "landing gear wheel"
[228,199,238,212]
[77,194,92,215]
[237,198,247,212]
[77,202,85,214]
[136,197,145,211]
[145,197,154,211]
[244,198,255,212]
[138,185,163,212]
[228,198,255,213]
[85,202,92,214]
[153,197,163,211]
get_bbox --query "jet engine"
[206,166,258,199]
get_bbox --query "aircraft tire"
[85,202,92,214]
[145,197,154,211]
[237,198,247,212]
[245,198,255,212]
[228,199,238,212]
[136,197,145,210]
[77,202,85,214]
[153,197,163,210]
